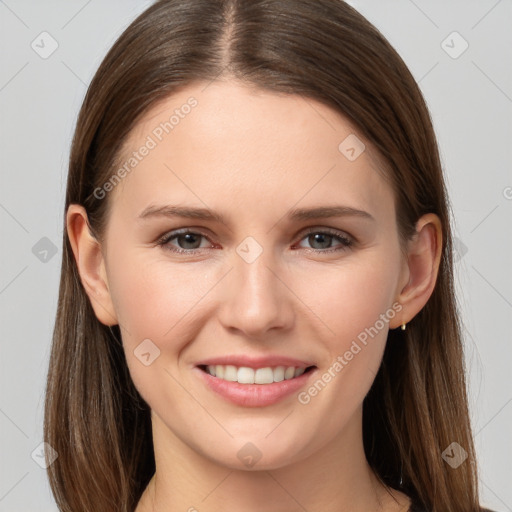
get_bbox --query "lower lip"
[194,367,317,407]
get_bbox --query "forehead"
[110,80,395,224]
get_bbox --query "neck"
[136,408,410,512]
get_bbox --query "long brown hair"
[44,1,482,510]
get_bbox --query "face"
[99,80,407,470]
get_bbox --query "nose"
[217,243,295,340]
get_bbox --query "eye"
[157,229,213,253]
[294,228,354,253]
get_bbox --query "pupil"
[180,234,200,249]
[310,233,331,249]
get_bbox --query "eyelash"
[156,227,354,255]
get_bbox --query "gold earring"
[400,322,406,331]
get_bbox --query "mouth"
[195,363,318,407]
[197,364,317,384]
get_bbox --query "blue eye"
[157,228,354,254]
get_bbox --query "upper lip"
[195,354,316,369]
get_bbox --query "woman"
[44,1,495,511]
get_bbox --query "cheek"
[106,252,207,404]
[292,258,400,436]
[108,253,206,341]
[295,255,399,349]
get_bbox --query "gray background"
[0,1,510,510]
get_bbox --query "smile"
[200,364,315,384]
[195,364,318,407]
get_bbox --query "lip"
[193,365,317,408]
[194,354,315,369]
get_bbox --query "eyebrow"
[138,204,375,224]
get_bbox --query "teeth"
[238,367,255,384]
[284,366,295,380]
[205,365,309,384]
[224,365,238,382]
[273,366,285,382]
[255,367,273,384]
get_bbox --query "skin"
[67,80,442,512]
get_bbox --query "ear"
[66,204,118,326]
[389,213,443,329]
